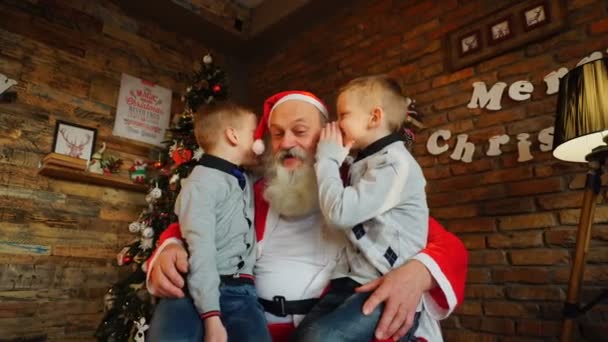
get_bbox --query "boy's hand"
[204,316,227,342]
[317,122,352,164]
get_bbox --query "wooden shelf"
[38,164,148,193]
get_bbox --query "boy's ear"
[225,127,239,146]
[369,107,383,128]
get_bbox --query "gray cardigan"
[315,134,429,285]
[175,155,256,317]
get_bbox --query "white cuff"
[412,252,458,320]
[145,238,184,296]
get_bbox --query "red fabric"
[253,178,269,242]
[253,90,329,142]
[423,217,468,307]
[146,222,182,271]
[268,323,295,342]
[267,323,397,342]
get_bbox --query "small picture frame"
[52,120,97,161]
[488,16,513,44]
[523,3,549,31]
[459,30,482,56]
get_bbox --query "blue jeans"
[292,278,420,342]
[148,283,271,342]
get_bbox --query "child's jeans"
[292,277,421,342]
[148,282,271,342]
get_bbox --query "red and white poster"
[113,74,172,146]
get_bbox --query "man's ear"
[369,107,384,128]
[225,127,239,146]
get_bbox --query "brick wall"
[248,0,608,340]
[0,0,230,340]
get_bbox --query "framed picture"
[445,0,566,71]
[52,120,97,161]
[459,30,482,56]
[523,3,549,31]
[488,16,513,44]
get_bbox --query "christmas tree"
[95,54,228,342]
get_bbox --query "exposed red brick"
[450,159,492,175]
[487,231,543,248]
[455,301,483,316]
[431,67,474,88]
[476,108,526,128]
[498,213,557,230]
[554,265,608,283]
[431,204,478,219]
[507,286,565,301]
[481,166,534,185]
[482,197,536,215]
[479,317,515,335]
[492,267,551,284]
[478,51,525,73]
[506,177,564,197]
[559,205,608,225]
[484,301,539,318]
[590,17,608,34]
[469,250,507,265]
[468,268,492,283]
[460,235,487,250]
[516,319,561,337]
[465,285,506,299]
[447,217,497,234]
[509,249,570,265]
[537,191,584,210]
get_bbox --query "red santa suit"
[146,178,467,342]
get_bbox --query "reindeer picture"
[52,121,97,160]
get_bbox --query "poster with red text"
[113,73,172,146]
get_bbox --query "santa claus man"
[146,91,467,342]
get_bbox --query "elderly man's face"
[268,101,323,170]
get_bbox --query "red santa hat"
[252,90,329,155]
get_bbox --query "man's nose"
[279,131,296,149]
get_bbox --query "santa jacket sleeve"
[411,217,468,319]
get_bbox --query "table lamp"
[553,57,608,341]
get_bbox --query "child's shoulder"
[183,165,230,188]
[364,142,422,176]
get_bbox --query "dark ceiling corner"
[244,0,352,62]
[117,0,352,62]
[117,0,246,56]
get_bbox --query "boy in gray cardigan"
[294,75,428,342]
[164,102,270,342]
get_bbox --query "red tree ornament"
[212,84,221,93]
[172,148,193,167]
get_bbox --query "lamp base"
[561,149,608,341]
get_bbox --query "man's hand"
[356,259,434,341]
[204,316,227,342]
[149,243,189,298]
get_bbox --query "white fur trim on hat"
[268,93,329,126]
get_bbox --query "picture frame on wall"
[522,3,549,31]
[488,16,513,45]
[52,120,97,161]
[459,30,482,56]
[445,0,566,71]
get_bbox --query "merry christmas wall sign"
[113,74,172,146]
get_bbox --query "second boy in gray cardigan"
[294,75,428,342]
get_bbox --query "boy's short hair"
[194,102,253,150]
[339,74,409,132]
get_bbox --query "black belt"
[219,274,254,286]
[259,296,319,317]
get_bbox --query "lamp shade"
[553,57,608,163]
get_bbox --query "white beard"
[263,150,319,217]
